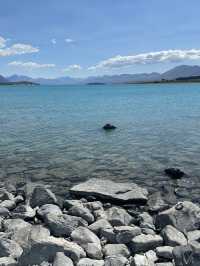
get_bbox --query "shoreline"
[0,178,199,265]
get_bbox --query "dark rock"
[165,168,185,179]
[103,124,117,130]
[172,245,198,266]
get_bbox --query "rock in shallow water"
[70,178,148,203]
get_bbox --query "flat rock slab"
[70,179,148,203]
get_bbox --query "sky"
[1,0,200,78]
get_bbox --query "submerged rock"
[103,124,117,130]
[165,168,185,179]
[70,178,148,204]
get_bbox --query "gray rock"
[101,228,117,244]
[12,204,36,220]
[0,200,16,210]
[0,207,10,217]
[105,255,128,266]
[145,250,158,264]
[37,204,62,219]
[71,226,102,259]
[68,205,94,224]
[155,201,200,232]
[44,213,88,237]
[106,207,133,226]
[103,244,130,258]
[63,200,83,209]
[147,191,169,213]
[130,234,163,253]
[156,246,173,259]
[13,195,24,205]
[0,257,17,266]
[70,179,148,203]
[3,218,32,248]
[88,219,112,235]
[53,252,74,266]
[0,189,14,202]
[155,263,173,266]
[18,235,85,265]
[172,245,197,266]
[77,258,104,266]
[93,208,107,220]
[162,225,187,246]
[187,230,200,242]
[131,254,152,266]
[0,238,23,259]
[139,212,155,231]
[115,225,141,244]
[85,201,103,212]
[29,185,58,208]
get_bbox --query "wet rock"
[0,238,23,259]
[37,204,62,220]
[115,225,141,244]
[0,257,17,266]
[70,179,148,204]
[44,213,88,237]
[103,124,117,130]
[71,226,102,259]
[155,201,200,232]
[105,255,128,266]
[103,244,130,258]
[12,204,36,220]
[68,205,94,224]
[161,225,187,246]
[77,258,104,266]
[156,246,173,259]
[165,168,185,179]
[106,207,133,226]
[88,219,112,235]
[148,191,169,213]
[29,185,58,208]
[130,234,163,253]
[53,252,74,266]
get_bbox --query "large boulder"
[71,227,102,259]
[155,201,200,232]
[29,185,58,208]
[44,213,88,237]
[70,179,148,203]
[53,252,74,266]
[37,204,63,220]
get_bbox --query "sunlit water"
[0,83,200,201]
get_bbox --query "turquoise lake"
[0,83,200,201]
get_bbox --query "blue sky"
[1,0,200,78]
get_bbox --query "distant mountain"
[0,75,8,83]
[5,64,200,85]
[161,65,200,80]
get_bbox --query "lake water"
[0,83,200,202]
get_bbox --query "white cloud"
[65,38,75,44]
[63,64,82,72]
[0,43,39,57]
[89,49,200,70]
[0,36,7,48]
[51,38,57,45]
[8,61,55,69]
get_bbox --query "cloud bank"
[89,49,200,70]
[63,64,82,71]
[0,36,39,57]
[65,38,75,44]
[8,61,55,69]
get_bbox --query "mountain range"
[2,65,200,85]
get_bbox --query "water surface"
[0,83,200,201]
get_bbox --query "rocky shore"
[0,178,199,266]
